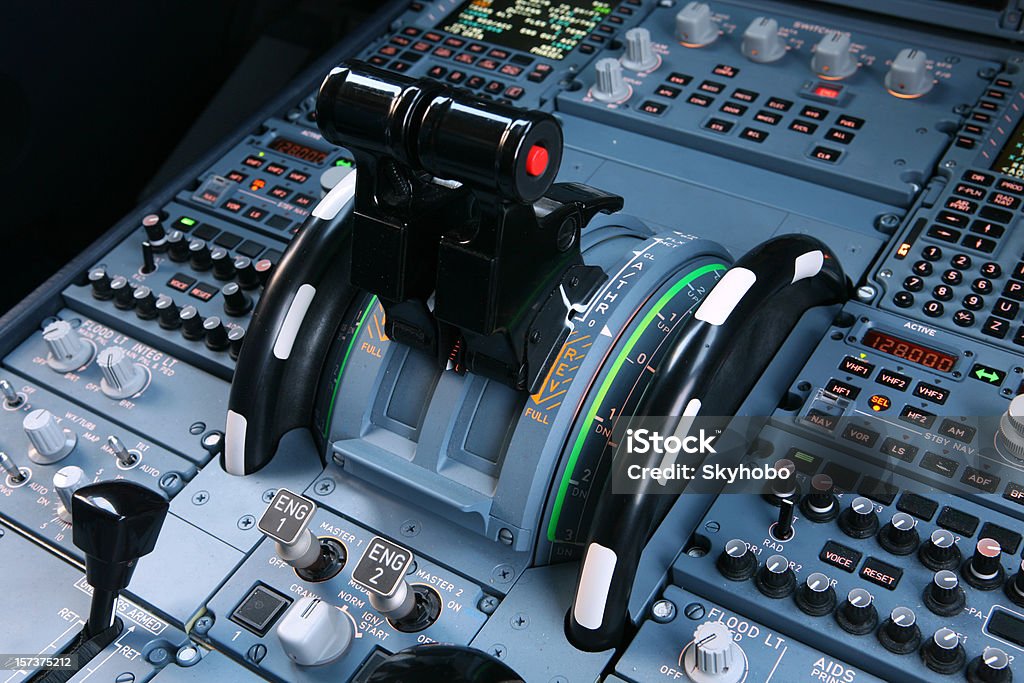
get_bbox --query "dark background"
[0,0,380,316]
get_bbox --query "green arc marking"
[546,263,727,543]
[323,296,378,438]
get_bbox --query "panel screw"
[855,285,876,302]
[478,596,499,614]
[498,528,514,545]
[683,602,706,620]
[159,472,181,491]
[262,489,276,503]
[511,613,529,629]
[193,615,214,635]
[400,520,420,537]
[492,564,515,583]
[237,515,255,530]
[530,330,542,343]
[876,214,901,231]
[247,643,267,664]
[979,67,998,79]
[189,422,206,435]
[315,479,335,495]
[550,677,568,683]
[651,599,677,623]
[191,490,210,505]
[490,644,507,659]
[704,521,720,533]
[115,673,135,683]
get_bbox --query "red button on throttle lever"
[525,144,549,177]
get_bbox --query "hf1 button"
[824,378,859,399]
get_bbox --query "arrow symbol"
[975,367,1000,383]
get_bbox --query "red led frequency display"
[268,137,329,165]
[861,329,957,372]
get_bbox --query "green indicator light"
[180,217,197,227]
[793,450,815,463]
[547,263,728,543]
[323,297,378,438]
[258,151,265,157]
[335,159,353,167]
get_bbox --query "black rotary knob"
[838,496,878,539]
[221,282,253,317]
[254,258,275,286]
[234,256,260,289]
[799,473,837,522]
[716,538,757,581]
[924,569,965,616]
[755,553,795,598]
[180,305,205,341]
[967,646,1013,683]
[204,317,230,351]
[141,213,167,250]
[964,538,1005,590]
[166,230,189,262]
[155,295,180,330]
[211,248,236,281]
[795,571,836,616]
[765,458,798,504]
[878,606,921,654]
[835,587,877,635]
[1006,558,1024,607]
[133,286,158,320]
[919,528,961,571]
[110,276,136,311]
[89,268,114,301]
[228,326,246,361]
[922,627,965,675]
[878,511,919,555]
[189,240,212,271]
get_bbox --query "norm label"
[257,488,316,545]
[352,536,413,597]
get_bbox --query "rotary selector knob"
[919,528,961,570]
[878,606,921,655]
[923,627,966,675]
[189,239,212,271]
[221,282,252,317]
[925,570,965,616]
[964,538,1005,590]
[967,646,1013,683]
[110,276,135,310]
[741,17,785,63]
[886,48,933,98]
[133,286,158,320]
[838,496,878,538]
[592,58,630,104]
[799,473,837,522]
[276,596,354,666]
[878,511,919,555]
[996,394,1024,461]
[795,571,836,616]
[211,248,236,281]
[24,409,77,464]
[684,621,745,683]
[676,2,718,47]
[621,27,659,72]
[812,31,857,80]
[53,465,86,523]
[166,231,189,262]
[716,538,757,581]
[89,268,114,301]
[97,347,147,400]
[43,320,94,372]
[1007,559,1024,607]
[156,295,181,330]
[836,587,877,635]
[755,553,795,598]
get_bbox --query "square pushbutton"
[859,556,902,590]
[231,583,291,636]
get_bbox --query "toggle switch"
[107,435,139,468]
[43,320,94,372]
[771,497,795,541]
[24,408,77,464]
[141,241,157,275]
[0,378,24,408]
[0,451,28,485]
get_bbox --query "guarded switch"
[886,48,933,98]
[812,31,857,80]
[741,17,785,63]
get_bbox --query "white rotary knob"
[23,408,77,464]
[53,465,86,523]
[685,621,746,682]
[97,347,147,399]
[43,320,94,372]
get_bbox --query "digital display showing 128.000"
[441,0,619,61]
[861,329,957,372]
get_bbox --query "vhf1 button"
[839,356,874,378]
